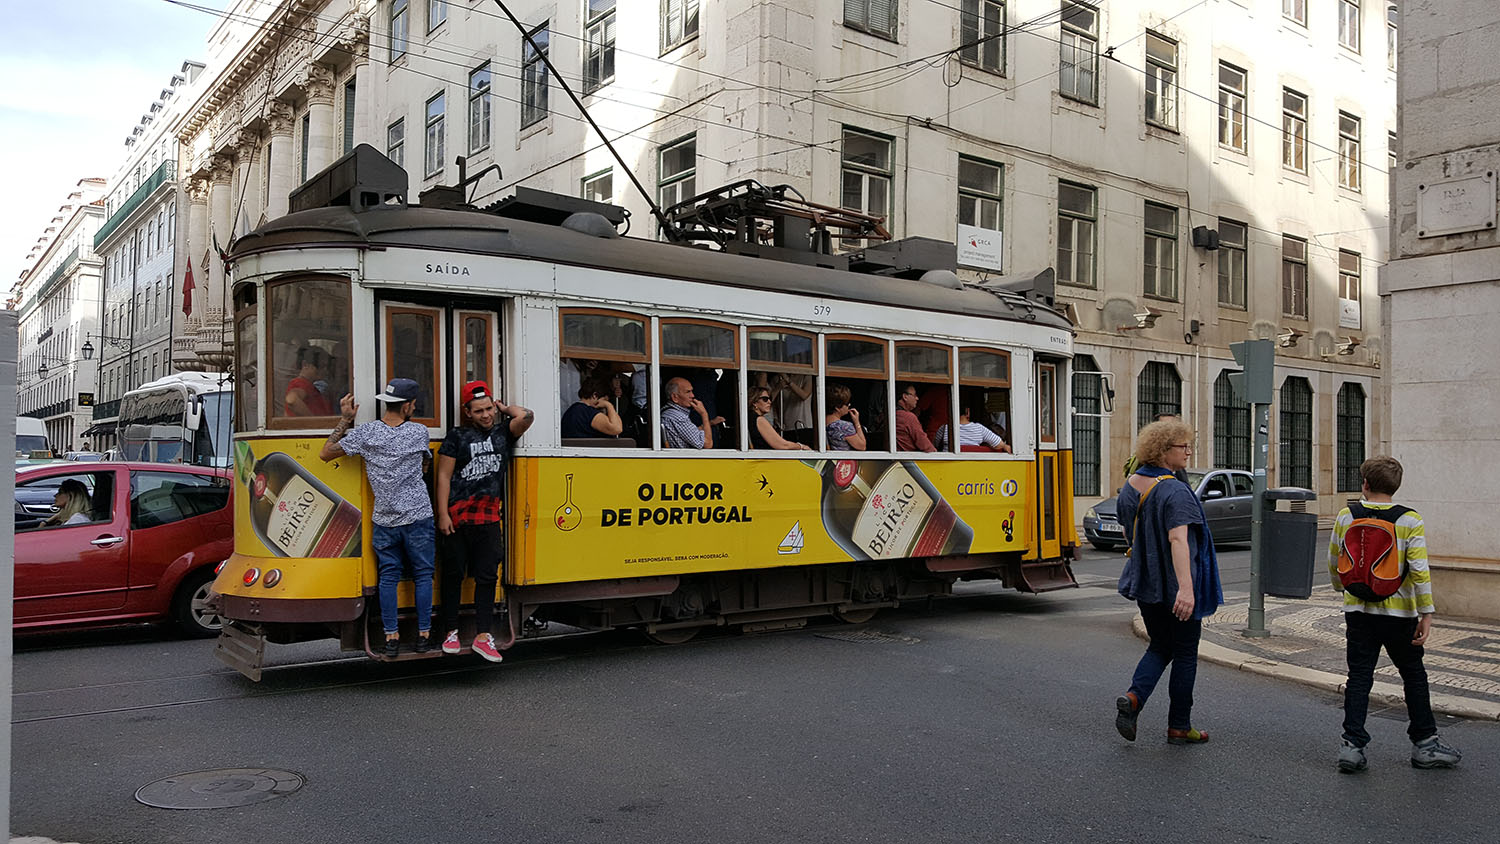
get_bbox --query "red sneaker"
[471,635,504,663]
[441,630,463,655]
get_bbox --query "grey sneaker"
[1337,740,1367,774]
[1411,736,1461,769]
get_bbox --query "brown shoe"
[1167,727,1210,745]
[1115,693,1140,742]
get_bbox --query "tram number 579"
[812,304,833,318]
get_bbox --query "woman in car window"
[43,479,92,527]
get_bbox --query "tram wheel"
[644,626,701,645]
[832,606,879,625]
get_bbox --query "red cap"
[460,381,491,406]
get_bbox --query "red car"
[12,461,233,637]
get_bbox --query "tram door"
[1034,361,1062,560]
[377,301,504,425]
[453,309,501,400]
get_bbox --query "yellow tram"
[212,148,1083,679]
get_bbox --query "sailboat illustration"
[777,521,805,555]
[554,474,582,532]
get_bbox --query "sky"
[0,0,229,286]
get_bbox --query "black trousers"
[1342,611,1437,747]
[438,521,503,636]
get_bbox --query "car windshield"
[1184,471,1206,489]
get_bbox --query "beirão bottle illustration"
[804,459,973,560]
[553,473,582,531]
[237,441,363,558]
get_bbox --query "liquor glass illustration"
[238,442,363,557]
[804,459,974,560]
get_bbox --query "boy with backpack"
[1330,456,1461,773]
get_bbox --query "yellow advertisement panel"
[232,437,367,560]
[521,457,1035,584]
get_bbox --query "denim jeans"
[1129,601,1203,730]
[1342,611,1437,747]
[371,518,436,636]
[438,521,503,636]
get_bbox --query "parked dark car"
[1083,468,1268,551]
[13,461,232,637]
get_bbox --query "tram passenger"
[748,387,811,451]
[285,346,334,417]
[435,381,535,662]
[42,479,92,527]
[320,379,436,658]
[895,383,937,452]
[561,377,623,439]
[934,394,1012,453]
[825,383,866,451]
[661,377,713,449]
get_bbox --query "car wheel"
[173,568,223,638]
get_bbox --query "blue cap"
[374,377,420,404]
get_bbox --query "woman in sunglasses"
[747,386,810,451]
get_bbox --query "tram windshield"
[269,279,351,424]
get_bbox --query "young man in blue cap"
[320,377,436,657]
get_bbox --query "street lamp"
[82,333,131,360]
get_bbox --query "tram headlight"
[242,567,261,587]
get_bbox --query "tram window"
[267,279,351,427]
[559,309,650,447]
[896,342,953,453]
[661,320,738,450]
[748,327,816,448]
[234,295,259,432]
[384,305,442,426]
[953,348,1013,454]
[825,335,889,452]
[458,312,493,385]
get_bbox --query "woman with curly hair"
[1113,418,1223,745]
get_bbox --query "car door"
[1197,472,1236,543]
[12,466,130,625]
[1227,471,1257,542]
[127,469,233,614]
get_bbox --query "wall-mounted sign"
[1338,298,1360,330]
[1417,172,1497,238]
[956,224,1003,272]
[77,392,94,407]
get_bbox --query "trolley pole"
[1229,340,1275,639]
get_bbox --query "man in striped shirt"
[661,377,713,449]
[1330,456,1461,773]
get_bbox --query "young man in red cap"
[434,380,534,661]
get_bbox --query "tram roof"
[231,205,1073,332]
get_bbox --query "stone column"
[175,177,210,372]
[196,154,234,369]
[341,19,372,149]
[236,130,263,233]
[266,101,296,219]
[303,64,337,178]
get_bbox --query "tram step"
[214,622,267,682]
[1016,561,1080,593]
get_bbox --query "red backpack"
[1336,503,1414,601]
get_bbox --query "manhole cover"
[814,629,918,645]
[135,768,304,809]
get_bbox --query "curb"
[1129,614,1500,722]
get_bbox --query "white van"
[16,417,50,458]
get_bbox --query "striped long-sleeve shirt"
[1327,501,1434,617]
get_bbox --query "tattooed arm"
[319,394,358,461]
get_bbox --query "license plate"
[1099,523,1123,533]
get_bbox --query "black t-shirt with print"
[438,420,516,524]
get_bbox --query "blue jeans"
[371,518,436,636]
[1129,601,1203,730]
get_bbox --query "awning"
[81,422,115,438]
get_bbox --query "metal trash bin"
[1261,487,1319,598]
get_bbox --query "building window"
[582,169,613,203]
[662,0,700,52]
[1059,0,1099,105]
[424,92,445,178]
[468,64,491,153]
[1213,371,1250,470]
[167,202,175,245]
[957,157,1002,231]
[1282,235,1308,318]
[585,1,617,93]
[300,112,311,182]
[960,0,1005,74]
[1339,249,1361,328]
[343,79,357,154]
[1337,383,1366,492]
[1217,219,1247,309]
[1387,4,1398,70]
[1282,88,1307,173]
[1136,362,1181,429]
[1338,111,1362,191]
[1144,32,1177,130]
[1279,377,1313,489]
[1057,181,1096,287]
[391,0,409,60]
[522,23,549,129]
[428,0,446,31]
[840,128,893,225]
[1142,202,1177,300]
[1339,0,1361,52]
[1218,62,1247,152]
[844,0,897,41]
[1071,355,1102,496]
[387,118,405,168]
[1283,0,1305,26]
[1388,131,1398,171]
[658,135,697,217]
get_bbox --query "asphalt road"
[12,557,1498,844]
